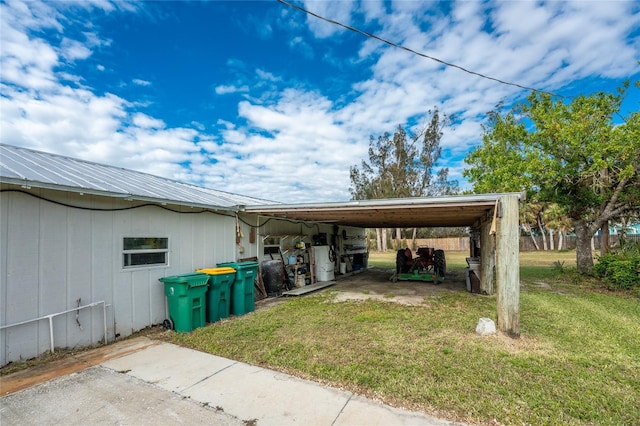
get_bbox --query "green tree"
[350,108,457,201]
[350,108,458,251]
[464,85,640,273]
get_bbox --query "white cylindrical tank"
[312,246,335,281]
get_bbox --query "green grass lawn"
[169,250,640,425]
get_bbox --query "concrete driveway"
[1,365,243,425]
[1,337,463,426]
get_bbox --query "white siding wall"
[237,213,259,259]
[0,188,236,366]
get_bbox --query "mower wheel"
[434,250,446,278]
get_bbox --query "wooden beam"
[495,195,520,337]
[480,218,495,295]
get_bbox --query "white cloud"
[255,69,280,82]
[1,0,637,204]
[60,37,92,61]
[0,1,205,185]
[132,113,165,129]
[289,36,314,59]
[217,0,638,201]
[132,78,151,86]
[360,0,385,24]
[201,87,365,202]
[301,0,357,38]
[215,84,249,95]
[190,121,205,131]
[0,23,59,89]
[1,0,63,33]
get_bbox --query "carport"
[245,193,523,337]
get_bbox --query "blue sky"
[1,0,639,203]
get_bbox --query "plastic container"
[261,260,285,296]
[466,257,481,276]
[470,270,481,293]
[217,261,259,316]
[196,267,236,322]
[159,273,209,332]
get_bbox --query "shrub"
[593,240,640,291]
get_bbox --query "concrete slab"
[336,394,457,426]
[184,361,351,425]
[99,342,465,425]
[282,281,335,296]
[3,338,466,425]
[101,342,236,393]
[330,268,466,306]
[0,336,159,396]
[0,366,243,426]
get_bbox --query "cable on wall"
[1,188,323,231]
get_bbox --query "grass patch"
[166,250,639,425]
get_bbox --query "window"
[123,237,168,268]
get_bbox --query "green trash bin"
[217,261,259,316]
[196,267,235,322]
[159,272,209,332]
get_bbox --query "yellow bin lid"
[196,267,236,275]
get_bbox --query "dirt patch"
[254,295,288,311]
[469,330,553,356]
[330,267,468,305]
[533,281,553,289]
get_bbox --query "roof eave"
[1,178,239,212]
[245,193,524,212]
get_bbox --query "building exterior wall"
[0,188,236,366]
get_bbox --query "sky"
[1,0,639,203]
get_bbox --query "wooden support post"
[469,235,474,258]
[308,247,316,284]
[480,218,495,295]
[496,195,520,337]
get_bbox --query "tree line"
[350,82,639,274]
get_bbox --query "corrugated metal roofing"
[1,144,524,228]
[0,144,271,209]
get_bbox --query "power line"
[277,0,565,98]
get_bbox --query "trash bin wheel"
[162,318,174,330]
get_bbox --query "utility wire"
[277,0,565,98]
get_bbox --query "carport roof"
[245,193,524,228]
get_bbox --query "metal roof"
[1,144,523,228]
[245,194,524,228]
[0,144,270,209]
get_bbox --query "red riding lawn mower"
[391,247,446,283]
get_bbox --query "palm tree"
[544,204,573,250]
[520,202,542,250]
